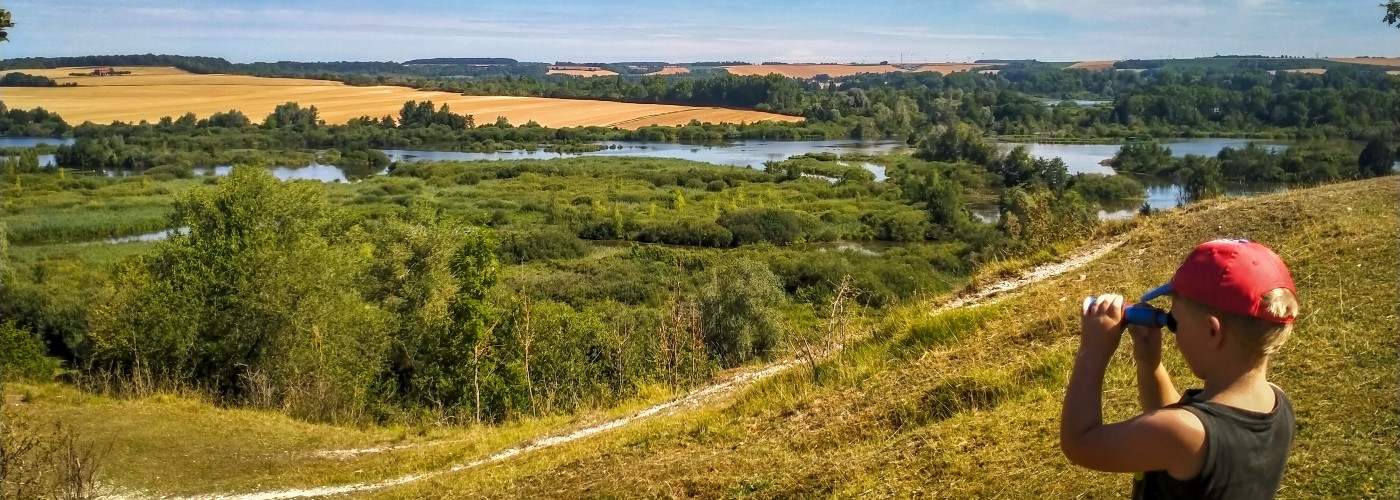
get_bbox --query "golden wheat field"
[0,66,800,128]
[545,68,620,77]
[645,66,690,76]
[722,62,987,79]
[1327,57,1400,67]
[1067,60,1117,70]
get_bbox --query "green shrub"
[0,320,61,381]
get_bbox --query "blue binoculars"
[1085,298,1177,331]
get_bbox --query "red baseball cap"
[1140,239,1297,324]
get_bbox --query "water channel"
[5,136,1292,229]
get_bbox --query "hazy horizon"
[0,0,1396,64]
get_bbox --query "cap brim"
[1140,283,1173,303]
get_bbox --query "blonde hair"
[1179,288,1299,359]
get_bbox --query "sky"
[0,0,1396,63]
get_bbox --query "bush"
[718,208,811,246]
[699,259,784,367]
[1068,173,1146,202]
[0,320,61,381]
[497,225,592,264]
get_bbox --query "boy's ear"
[1206,315,1225,349]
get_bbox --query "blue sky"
[1,0,1395,63]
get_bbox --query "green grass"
[372,176,1398,498]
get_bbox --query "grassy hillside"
[386,176,1398,498]
[5,176,1396,498]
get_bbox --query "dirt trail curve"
[160,236,1126,500]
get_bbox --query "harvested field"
[723,64,905,78]
[546,68,620,77]
[1068,60,1117,70]
[0,67,800,129]
[644,66,690,76]
[723,62,987,79]
[1327,57,1400,67]
[910,63,985,74]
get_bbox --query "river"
[5,136,1290,222]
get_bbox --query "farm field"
[1326,57,1400,67]
[645,66,690,75]
[545,68,620,77]
[1067,60,1117,70]
[722,62,988,78]
[0,66,800,128]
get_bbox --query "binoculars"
[1085,298,1177,331]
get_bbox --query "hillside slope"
[383,176,1398,498]
[6,177,1395,498]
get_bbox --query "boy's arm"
[1061,295,1205,478]
[1128,324,1181,411]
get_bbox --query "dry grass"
[1326,57,1400,67]
[1388,70,1400,76]
[6,381,684,496]
[0,66,800,129]
[645,66,691,76]
[379,176,1398,498]
[1068,60,1118,70]
[545,68,620,77]
[723,63,987,79]
[1269,68,1329,75]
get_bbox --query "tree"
[1180,154,1225,201]
[1357,138,1395,178]
[1386,1,1400,26]
[698,259,784,367]
[86,167,391,421]
[0,8,12,43]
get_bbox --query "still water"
[383,140,910,170]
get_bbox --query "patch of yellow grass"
[723,63,989,79]
[545,68,620,77]
[1326,57,1400,67]
[0,67,800,129]
[1068,60,1117,70]
[645,66,691,76]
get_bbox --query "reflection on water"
[106,227,189,244]
[0,137,74,148]
[995,138,1285,176]
[193,164,351,183]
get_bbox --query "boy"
[1060,239,1299,499]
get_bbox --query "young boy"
[1060,239,1299,499]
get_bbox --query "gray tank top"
[1132,386,1295,500]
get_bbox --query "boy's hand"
[1128,323,1163,371]
[1079,294,1126,358]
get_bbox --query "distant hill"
[403,57,520,65]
